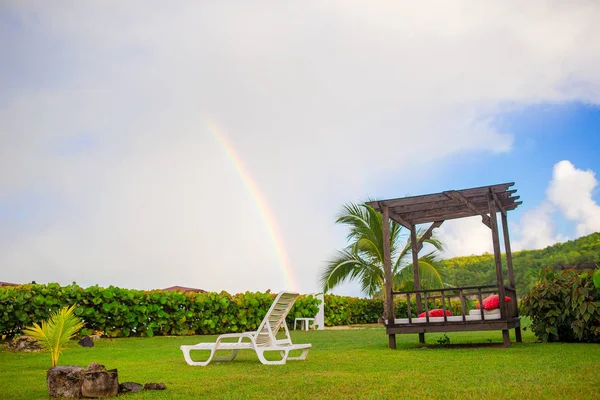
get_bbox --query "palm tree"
[320,202,445,318]
[22,305,84,367]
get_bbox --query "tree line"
[440,232,600,295]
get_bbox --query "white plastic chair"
[180,292,312,366]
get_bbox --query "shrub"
[0,283,320,339]
[520,268,600,343]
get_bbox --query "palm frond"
[22,305,84,367]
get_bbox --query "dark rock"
[78,336,94,348]
[144,382,166,390]
[119,382,143,393]
[47,366,83,398]
[80,363,119,398]
[7,335,44,352]
[85,363,106,372]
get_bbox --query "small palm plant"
[22,305,85,367]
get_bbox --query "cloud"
[437,217,493,258]
[547,160,600,237]
[441,161,600,256]
[1,2,600,293]
[511,202,566,251]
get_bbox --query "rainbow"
[207,123,297,291]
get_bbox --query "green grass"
[1,323,599,399]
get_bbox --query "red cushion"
[418,309,452,318]
[475,295,512,310]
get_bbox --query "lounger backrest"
[255,292,298,346]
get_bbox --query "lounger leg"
[389,334,396,349]
[515,327,522,343]
[181,346,217,366]
[215,349,240,362]
[287,348,309,361]
[502,330,510,347]
[418,333,425,344]
[257,349,289,365]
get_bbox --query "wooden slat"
[407,294,412,324]
[477,289,485,321]
[400,201,519,222]
[410,203,521,225]
[388,191,518,214]
[424,291,429,323]
[444,191,491,228]
[441,290,448,322]
[459,290,467,322]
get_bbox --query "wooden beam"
[410,204,521,225]
[381,205,396,349]
[387,209,412,230]
[366,182,514,210]
[492,191,506,216]
[386,191,518,214]
[444,190,491,228]
[417,221,444,252]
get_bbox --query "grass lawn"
[1,322,599,399]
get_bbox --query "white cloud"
[1,2,600,293]
[441,161,600,256]
[511,202,566,251]
[547,160,600,237]
[438,217,493,258]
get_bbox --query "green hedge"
[521,268,600,342]
[0,283,320,339]
[323,295,466,326]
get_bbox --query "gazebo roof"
[366,182,521,227]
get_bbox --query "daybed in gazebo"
[366,182,522,348]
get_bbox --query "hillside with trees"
[440,232,600,295]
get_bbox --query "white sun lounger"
[180,291,311,366]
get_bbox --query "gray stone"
[144,382,166,390]
[78,336,94,348]
[119,382,143,393]
[47,366,84,399]
[80,363,119,398]
[7,335,44,352]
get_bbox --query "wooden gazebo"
[366,182,522,348]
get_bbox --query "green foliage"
[321,202,444,310]
[22,305,84,367]
[0,284,320,339]
[440,232,600,295]
[593,269,600,289]
[436,334,451,345]
[520,268,600,343]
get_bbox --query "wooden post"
[382,205,396,349]
[501,212,522,342]
[488,190,510,347]
[410,224,425,344]
[501,213,515,289]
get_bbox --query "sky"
[1,1,600,297]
